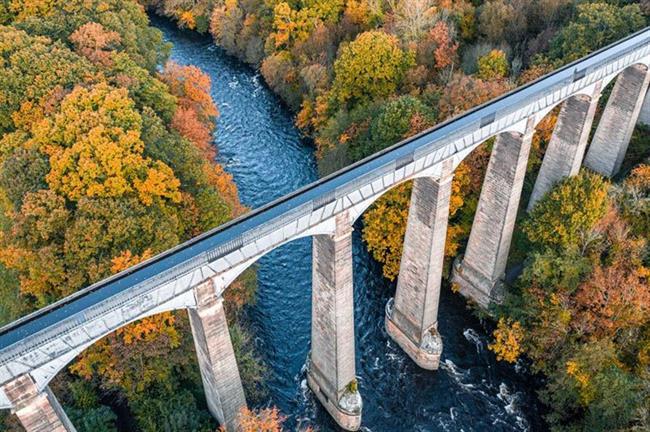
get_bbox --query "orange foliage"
[110,249,153,273]
[573,211,650,338]
[178,10,197,30]
[160,61,219,122]
[223,407,285,432]
[204,163,246,217]
[625,163,650,190]
[427,20,458,70]
[171,106,215,159]
[438,73,513,120]
[35,83,182,205]
[69,22,121,67]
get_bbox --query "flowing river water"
[152,16,547,432]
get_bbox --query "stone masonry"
[188,280,246,431]
[452,124,534,308]
[585,64,650,176]
[385,161,453,370]
[639,88,650,125]
[528,91,600,210]
[308,212,361,431]
[2,375,76,432]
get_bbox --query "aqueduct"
[0,27,649,432]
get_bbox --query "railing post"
[528,89,601,210]
[188,280,246,431]
[308,211,361,431]
[584,64,650,176]
[385,160,453,370]
[2,375,76,432]
[452,120,534,308]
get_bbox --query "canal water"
[151,16,546,432]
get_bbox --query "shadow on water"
[151,15,546,431]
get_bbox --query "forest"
[0,0,265,430]
[0,0,648,431]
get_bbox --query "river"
[151,16,546,432]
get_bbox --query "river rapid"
[151,16,546,432]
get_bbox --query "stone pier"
[638,88,650,125]
[385,162,453,370]
[308,212,361,431]
[2,375,76,432]
[188,280,246,431]
[528,92,600,210]
[584,64,650,177]
[452,124,534,308]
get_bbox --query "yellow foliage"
[179,10,197,30]
[362,182,411,280]
[110,249,153,273]
[116,313,178,345]
[9,0,57,21]
[33,83,182,206]
[566,360,595,404]
[489,318,524,363]
[344,0,371,26]
[272,2,314,48]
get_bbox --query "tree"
[10,0,169,71]
[549,2,646,63]
[390,0,438,42]
[330,31,413,109]
[523,171,609,250]
[349,95,435,160]
[69,22,121,67]
[33,83,182,206]
[160,61,218,123]
[363,182,411,280]
[229,407,285,432]
[488,318,524,363]
[476,49,508,80]
[437,73,512,120]
[0,26,93,133]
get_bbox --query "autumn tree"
[390,0,439,42]
[69,22,121,67]
[0,26,93,133]
[330,31,413,109]
[476,49,509,80]
[523,171,609,250]
[437,73,512,120]
[31,83,182,205]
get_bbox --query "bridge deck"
[0,26,649,352]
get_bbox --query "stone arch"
[212,223,335,290]
[0,296,196,408]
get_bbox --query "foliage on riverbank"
[0,1,264,430]
[498,163,650,431]
[147,0,650,429]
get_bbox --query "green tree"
[549,2,646,63]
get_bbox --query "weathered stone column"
[308,212,361,431]
[188,280,246,431]
[385,161,453,370]
[528,92,600,210]
[638,88,650,125]
[2,374,76,432]
[584,64,650,176]
[452,123,534,308]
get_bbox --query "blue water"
[152,17,546,432]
